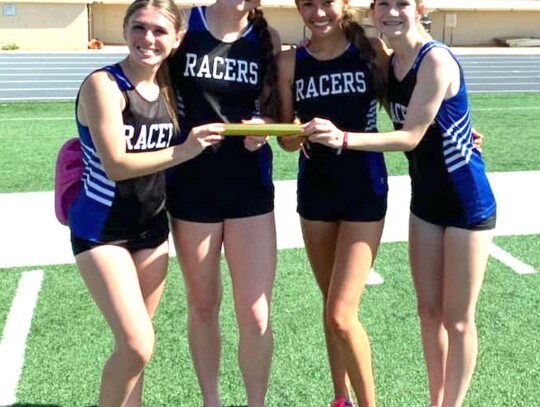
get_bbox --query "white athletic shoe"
[366,268,384,285]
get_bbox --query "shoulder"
[276,48,296,69]
[276,49,296,83]
[78,69,124,125]
[420,45,459,77]
[81,69,120,95]
[416,44,461,96]
[79,69,123,108]
[422,44,457,66]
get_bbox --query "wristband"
[337,131,348,155]
[342,131,348,150]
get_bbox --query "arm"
[78,71,224,181]
[303,47,459,152]
[275,49,304,152]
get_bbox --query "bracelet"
[342,131,348,150]
[337,131,348,155]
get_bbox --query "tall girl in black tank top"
[69,0,225,405]
[276,0,390,406]
[166,1,281,406]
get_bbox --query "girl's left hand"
[243,117,269,152]
[301,117,344,150]
[472,127,484,153]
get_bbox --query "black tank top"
[166,5,273,186]
[70,64,175,241]
[293,45,387,197]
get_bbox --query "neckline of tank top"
[199,5,254,44]
[391,40,433,82]
[304,42,352,62]
[117,62,162,104]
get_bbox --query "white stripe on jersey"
[366,100,378,131]
[80,141,115,206]
[440,111,473,173]
[85,186,114,207]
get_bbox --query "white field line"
[0,67,94,71]
[1,61,118,65]
[0,74,84,77]
[0,88,78,92]
[468,90,540,94]
[0,117,72,122]
[0,80,81,84]
[468,82,540,86]
[0,56,125,60]
[490,244,536,275]
[0,97,73,101]
[466,75,540,79]
[0,270,44,406]
[472,106,540,111]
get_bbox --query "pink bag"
[54,138,83,226]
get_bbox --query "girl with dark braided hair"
[276,0,390,406]
[167,1,280,406]
[303,1,495,406]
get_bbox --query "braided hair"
[341,8,386,104]
[248,8,278,119]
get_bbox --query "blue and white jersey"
[69,64,176,242]
[388,41,496,226]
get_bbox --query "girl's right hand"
[184,123,225,156]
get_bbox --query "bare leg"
[224,212,277,407]
[125,242,169,407]
[172,219,224,407]
[76,241,168,407]
[326,220,383,407]
[300,219,351,401]
[409,214,446,407]
[440,227,492,407]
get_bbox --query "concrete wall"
[432,10,540,46]
[0,3,87,49]
[90,3,127,45]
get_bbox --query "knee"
[189,296,221,324]
[442,315,476,337]
[238,299,271,338]
[417,300,443,325]
[325,307,355,341]
[117,330,156,372]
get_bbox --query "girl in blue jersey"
[276,1,389,406]
[69,0,225,405]
[303,1,496,406]
[166,0,281,406]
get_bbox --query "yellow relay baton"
[223,123,301,136]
